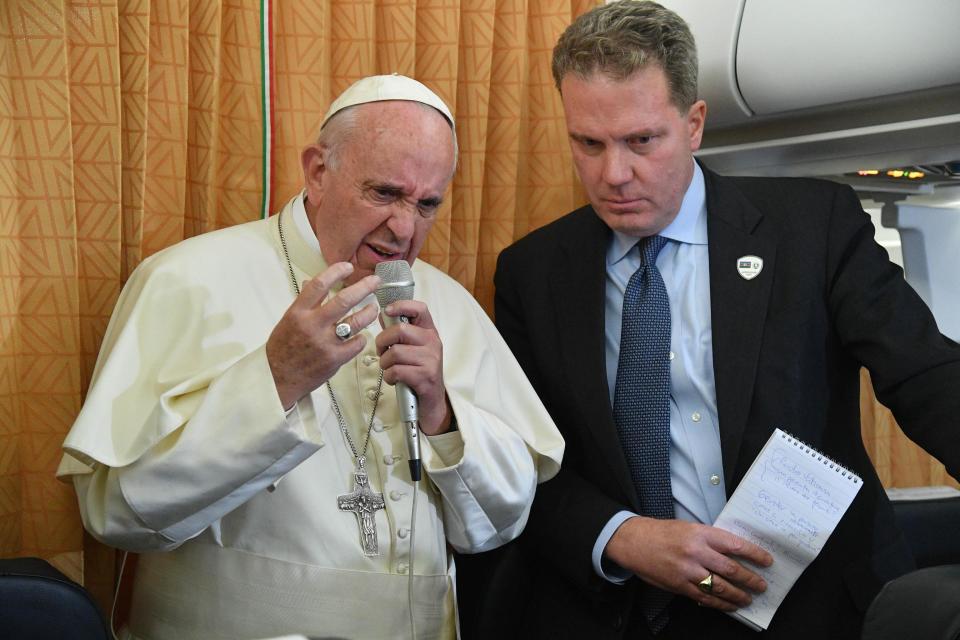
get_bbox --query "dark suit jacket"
[464,165,960,639]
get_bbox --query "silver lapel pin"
[736,255,763,280]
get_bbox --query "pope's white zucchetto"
[321,73,454,129]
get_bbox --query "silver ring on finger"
[335,322,353,341]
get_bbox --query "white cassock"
[57,194,564,640]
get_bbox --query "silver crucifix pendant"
[337,456,386,556]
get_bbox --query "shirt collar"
[293,190,322,253]
[607,161,707,266]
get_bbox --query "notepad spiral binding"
[777,429,861,485]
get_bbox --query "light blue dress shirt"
[592,162,728,582]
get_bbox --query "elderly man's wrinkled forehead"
[319,100,457,174]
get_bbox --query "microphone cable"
[109,551,128,640]
[407,471,420,640]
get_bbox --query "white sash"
[127,542,455,640]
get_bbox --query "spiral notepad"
[713,428,862,631]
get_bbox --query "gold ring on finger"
[697,573,714,594]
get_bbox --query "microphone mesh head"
[374,260,415,307]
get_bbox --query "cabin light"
[886,170,905,178]
[907,171,925,179]
[857,169,880,176]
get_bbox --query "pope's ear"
[301,143,329,193]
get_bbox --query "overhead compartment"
[735,1,960,116]
[661,0,960,177]
[668,0,749,129]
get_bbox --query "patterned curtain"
[0,0,954,616]
[860,370,956,489]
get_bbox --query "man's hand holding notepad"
[713,428,863,631]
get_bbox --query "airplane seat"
[861,564,960,640]
[0,556,110,639]
[891,493,960,567]
[862,492,960,640]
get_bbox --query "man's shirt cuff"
[592,510,639,584]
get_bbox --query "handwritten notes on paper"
[713,429,862,631]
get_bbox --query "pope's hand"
[266,262,380,409]
[375,300,453,435]
[604,516,772,611]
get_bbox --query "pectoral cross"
[337,456,385,556]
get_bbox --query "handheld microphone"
[373,260,422,482]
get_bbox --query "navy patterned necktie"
[612,234,674,634]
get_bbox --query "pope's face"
[303,101,455,286]
[560,66,706,238]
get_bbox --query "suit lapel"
[550,209,641,508]
[703,167,777,484]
